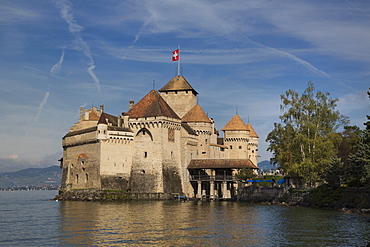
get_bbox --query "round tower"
[221,115,249,160]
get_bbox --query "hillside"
[258,160,277,171]
[0,166,61,189]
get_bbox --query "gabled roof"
[187,159,258,169]
[98,113,132,132]
[125,90,180,119]
[158,75,198,95]
[182,105,212,123]
[89,110,100,121]
[246,123,259,138]
[221,115,248,131]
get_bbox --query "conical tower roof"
[159,75,198,95]
[221,115,248,131]
[182,105,212,123]
[246,123,259,138]
[125,90,180,119]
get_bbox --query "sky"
[0,0,369,173]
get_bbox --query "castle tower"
[182,104,213,159]
[246,123,259,166]
[125,90,183,194]
[221,115,249,160]
[159,75,198,118]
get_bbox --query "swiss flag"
[172,49,179,61]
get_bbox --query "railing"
[190,175,237,181]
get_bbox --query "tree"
[236,168,255,181]
[345,88,370,187]
[266,82,349,187]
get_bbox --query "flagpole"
[177,45,181,76]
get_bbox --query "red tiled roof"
[246,123,259,138]
[221,115,248,131]
[159,75,198,95]
[182,105,212,123]
[188,159,258,169]
[125,90,180,119]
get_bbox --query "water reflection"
[58,201,370,246]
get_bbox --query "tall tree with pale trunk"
[266,82,349,187]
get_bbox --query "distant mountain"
[258,160,278,170]
[0,166,61,189]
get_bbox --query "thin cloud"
[266,46,332,79]
[55,0,101,94]
[27,91,50,136]
[50,48,65,77]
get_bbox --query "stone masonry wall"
[238,186,286,202]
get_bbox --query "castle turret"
[246,123,259,166]
[182,104,213,159]
[222,115,249,160]
[97,113,108,140]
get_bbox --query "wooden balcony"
[190,175,238,182]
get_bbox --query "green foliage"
[266,82,349,187]
[346,128,370,187]
[236,168,255,181]
[343,89,370,187]
[308,184,345,206]
[323,157,345,188]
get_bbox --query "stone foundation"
[237,186,286,202]
[55,189,172,201]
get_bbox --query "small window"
[239,146,242,149]
[85,173,88,182]
[141,170,145,174]
[230,146,233,149]
[144,152,148,158]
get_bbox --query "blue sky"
[0,0,369,173]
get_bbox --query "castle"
[59,75,259,199]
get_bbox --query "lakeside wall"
[55,187,370,211]
[237,186,286,203]
[55,190,172,201]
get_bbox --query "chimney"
[129,100,134,110]
[100,104,104,113]
[117,115,122,127]
[79,107,84,120]
[123,115,129,129]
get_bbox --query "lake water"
[0,190,369,246]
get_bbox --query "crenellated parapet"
[129,118,181,131]
[224,137,249,142]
